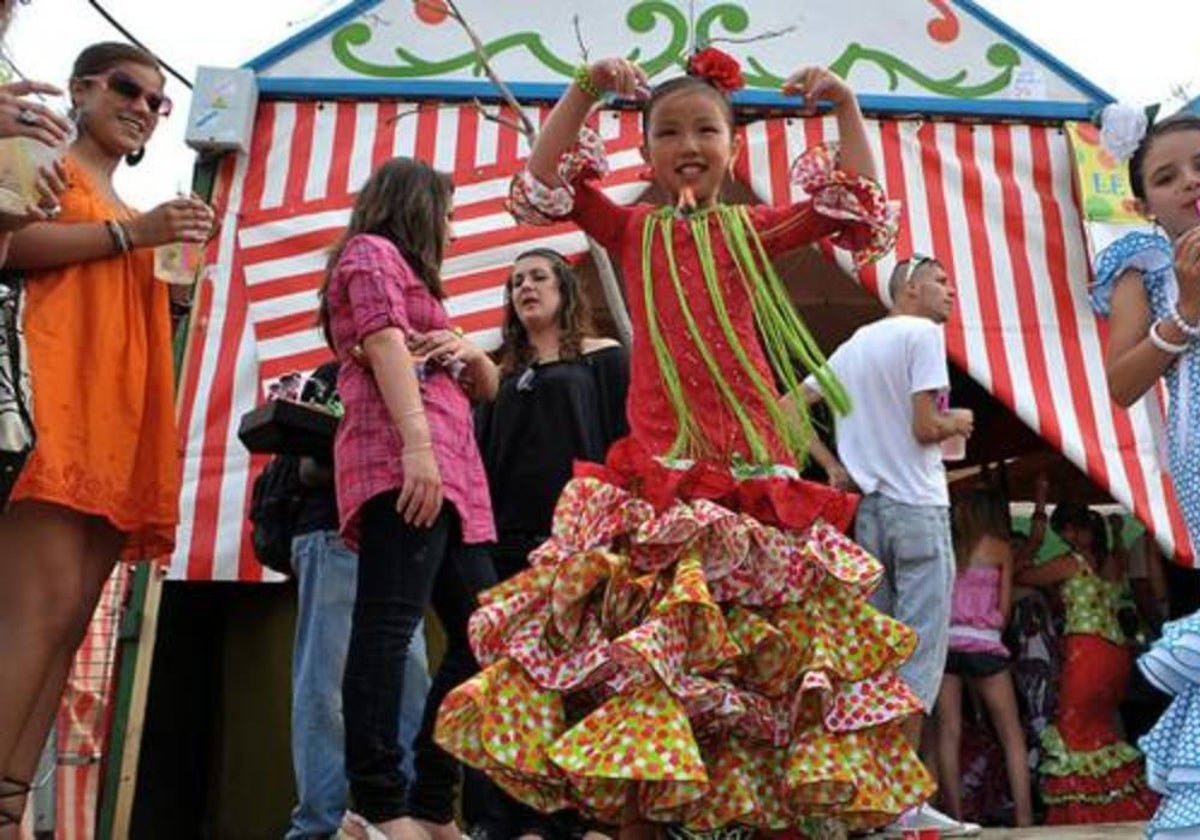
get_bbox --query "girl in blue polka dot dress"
[1090,107,1200,838]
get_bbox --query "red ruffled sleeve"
[752,144,899,267]
[787,143,900,267]
[506,127,634,251]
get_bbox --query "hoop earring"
[125,147,146,167]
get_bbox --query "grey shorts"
[854,493,955,712]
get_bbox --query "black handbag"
[0,272,35,509]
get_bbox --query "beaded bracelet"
[1149,320,1189,355]
[573,64,603,101]
[1170,304,1200,340]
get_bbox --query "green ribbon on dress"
[640,205,851,467]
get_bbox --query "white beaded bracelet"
[1171,304,1200,339]
[1149,320,1189,355]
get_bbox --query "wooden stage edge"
[978,823,1144,838]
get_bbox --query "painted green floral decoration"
[330,0,1023,100]
[828,42,1021,98]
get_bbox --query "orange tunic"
[11,157,179,561]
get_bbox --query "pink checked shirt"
[326,233,495,548]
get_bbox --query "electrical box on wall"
[185,66,258,155]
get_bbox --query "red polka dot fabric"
[436,476,934,831]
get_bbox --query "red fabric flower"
[686,47,745,94]
[573,436,860,534]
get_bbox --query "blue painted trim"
[257,77,569,100]
[951,0,1114,105]
[244,0,383,72]
[257,77,1100,120]
[853,94,1097,120]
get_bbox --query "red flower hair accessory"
[686,47,745,94]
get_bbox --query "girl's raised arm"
[1104,228,1200,406]
[1014,553,1079,589]
[528,59,647,187]
[782,67,875,181]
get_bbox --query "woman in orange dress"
[0,42,212,832]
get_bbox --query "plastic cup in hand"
[940,408,973,462]
[0,120,75,214]
[153,240,205,285]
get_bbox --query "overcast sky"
[6,0,1198,208]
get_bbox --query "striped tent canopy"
[172,100,1191,581]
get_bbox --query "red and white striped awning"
[172,100,1191,581]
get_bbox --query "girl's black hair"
[317,157,454,349]
[1049,501,1091,536]
[1128,113,1200,201]
[1087,510,1111,561]
[642,75,735,134]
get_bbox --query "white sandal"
[337,811,391,840]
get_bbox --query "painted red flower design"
[686,47,745,94]
[414,0,449,25]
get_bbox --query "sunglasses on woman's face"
[83,70,172,117]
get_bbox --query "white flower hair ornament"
[1095,102,1162,162]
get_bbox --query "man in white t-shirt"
[804,255,977,837]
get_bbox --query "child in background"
[1090,107,1200,838]
[936,490,1032,827]
[435,49,930,836]
[1014,502,1157,825]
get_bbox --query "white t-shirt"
[807,315,951,507]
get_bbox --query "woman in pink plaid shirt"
[317,157,499,840]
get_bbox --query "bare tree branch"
[705,25,798,47]
[687,0,697,53]
[572,14,589,64]
[470,98,534,135]
[384,106,424,126]
[420,0,537,140]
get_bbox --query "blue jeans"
[854,493,955,713]
[287,530,431,840]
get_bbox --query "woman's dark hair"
[1050,501,1091,538]
[1087,510,1111,561]
[318,157,454,349]
[71,43,165,166]
[952,489,1008,571]
[642,75,735,134]
[1128,113,1200,201]
[496,248,590,376]
[72,42,163,85]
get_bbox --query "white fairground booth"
[173,0,1191,583]
[72,1,1189,836]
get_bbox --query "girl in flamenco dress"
[1090,105,1200,838]
[435,49,934,837]
[1012,503,1158,825]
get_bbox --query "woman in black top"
[468,248,628,840]
[476,248,629,578]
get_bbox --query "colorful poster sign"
[1065,121,1142,225]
